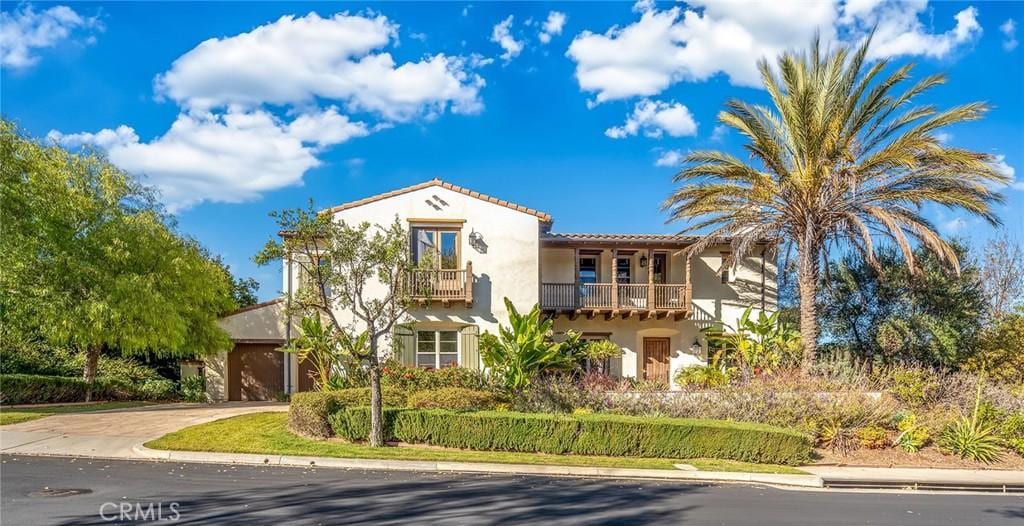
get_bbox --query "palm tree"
[663,37,1009,370]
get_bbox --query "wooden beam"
[442,299,450,308]
[673,311,687,321]
[622,309,635,320]
[640,311,652,321]
[586,310,596,320]
[569,310,580,321]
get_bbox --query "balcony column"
[573,247,580,308]
[465,261,473,305]
[647,248,654,310]
[610,248,618,310]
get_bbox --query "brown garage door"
[228,343,284,401]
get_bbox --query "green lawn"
[0,401,152,426]
[146,412,806,475]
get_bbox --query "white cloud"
[462,5,472,17]
[846,3,982,60]
[990,155,1024,191]
[568,1,984,104]
[538,11,567,44]
[654,149,685,167]
[51,12,486,211]
[1002,19,1018,51]
[934,131,952,144]
[154,12,484,120]
[491,15,524,62]
[50,109,355,212]
[605,99,698,139]
[710,124,729,142]
[0,4,101,69]
[940,216,967,235]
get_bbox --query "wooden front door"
[228,343,284,401]
[643,337,671,384]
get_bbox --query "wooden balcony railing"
[541,282,691,318]
[406,262,473,306]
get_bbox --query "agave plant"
[663,36,1009,369]
[939,381,1002,463]
[480,298,578,390]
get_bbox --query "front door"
[642,337,671,384]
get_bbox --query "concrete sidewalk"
[0,402,286,459]
[130,442,827,488]
[803,466,1024,491]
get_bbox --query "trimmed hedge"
[330,408,813,465]
[288,387,408,438]
[407,388,502,411]
[0,374,138,405]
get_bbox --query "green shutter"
[460,325,480,370]
[394,325,416,366]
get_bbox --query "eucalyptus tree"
[663,37,1008,368]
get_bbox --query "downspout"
[285,254,293,394]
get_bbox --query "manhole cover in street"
[28,488,93,498]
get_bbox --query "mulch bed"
[812,446,1024,470]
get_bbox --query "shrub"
[674,364,731,389]
[138,379,177,400]
[331,408,813,465]
[180,375,207,403]
[0,374,136,404]
[287,387,407,439]
[380,362,492,391]
[511,374,605,414]
[999,413,1024,457]
[891,412,930,452]
[886,368,940,408]
[407,388,501,411]
[855,425,890,449]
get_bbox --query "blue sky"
[3,1,1022,300]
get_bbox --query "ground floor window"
[578,334,613,375]
[416,330,459,369]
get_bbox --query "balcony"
[406,262,473,307]
[541,282,691,320]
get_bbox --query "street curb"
[130,443,824,488]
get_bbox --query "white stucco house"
[204,179,777,400]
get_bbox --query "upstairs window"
[578,256,598,284]
[412,228,460,269]
[616,257,631,284]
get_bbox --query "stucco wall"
[289,185,543,360]
[218,301,294,341]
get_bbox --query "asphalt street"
[1,455,1021,525]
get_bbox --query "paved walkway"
[0,402,286,459]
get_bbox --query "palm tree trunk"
[798,249,820,371]
[368,338,384,447]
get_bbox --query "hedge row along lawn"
[0,401,152,426]
[146,413,807,475]
[332,408,813,466]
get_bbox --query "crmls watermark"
[99,502,181,522]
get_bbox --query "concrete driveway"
[0,402,286,459]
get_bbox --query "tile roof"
[320,178,552,223]
[542,233,703,245]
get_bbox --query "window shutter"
[460,325,480,370]
[393,325,415,366]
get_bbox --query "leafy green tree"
[819,244,986,368]
[212,256,260,309]
[662,37,1007,369]
[256,205,411,447]
[963,310,1024,384]
[0,119,235,399]
[480,298,579,390]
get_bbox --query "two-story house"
[204,179,777,401]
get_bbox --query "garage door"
[228,343,284,401]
